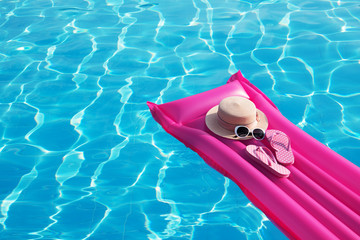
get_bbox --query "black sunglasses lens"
[236,126,249,138]
[252,128,265,140]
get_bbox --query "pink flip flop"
[246,145,290,177]
[266,130,294,165]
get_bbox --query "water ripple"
[0,166,38,229]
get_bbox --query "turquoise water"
[1,0,359,239]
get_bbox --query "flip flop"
[246,145,290,177]
[266,130,294,166]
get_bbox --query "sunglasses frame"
[234,125,265,140]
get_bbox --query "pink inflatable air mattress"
[147,71,360,240]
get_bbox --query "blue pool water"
[0,0,359,239]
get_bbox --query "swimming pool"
[0,0,359,239]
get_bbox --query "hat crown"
[217,96,256,125]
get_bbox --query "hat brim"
[205,105,268,140]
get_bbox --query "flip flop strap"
[256,146,278,166]
[271,131,291,151]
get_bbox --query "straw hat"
[205,96,268,140]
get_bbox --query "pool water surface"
[0,0,359,239]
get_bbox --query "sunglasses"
[235,126,265,140]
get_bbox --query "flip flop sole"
[246,145,290,177]
[266,130,294,165]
